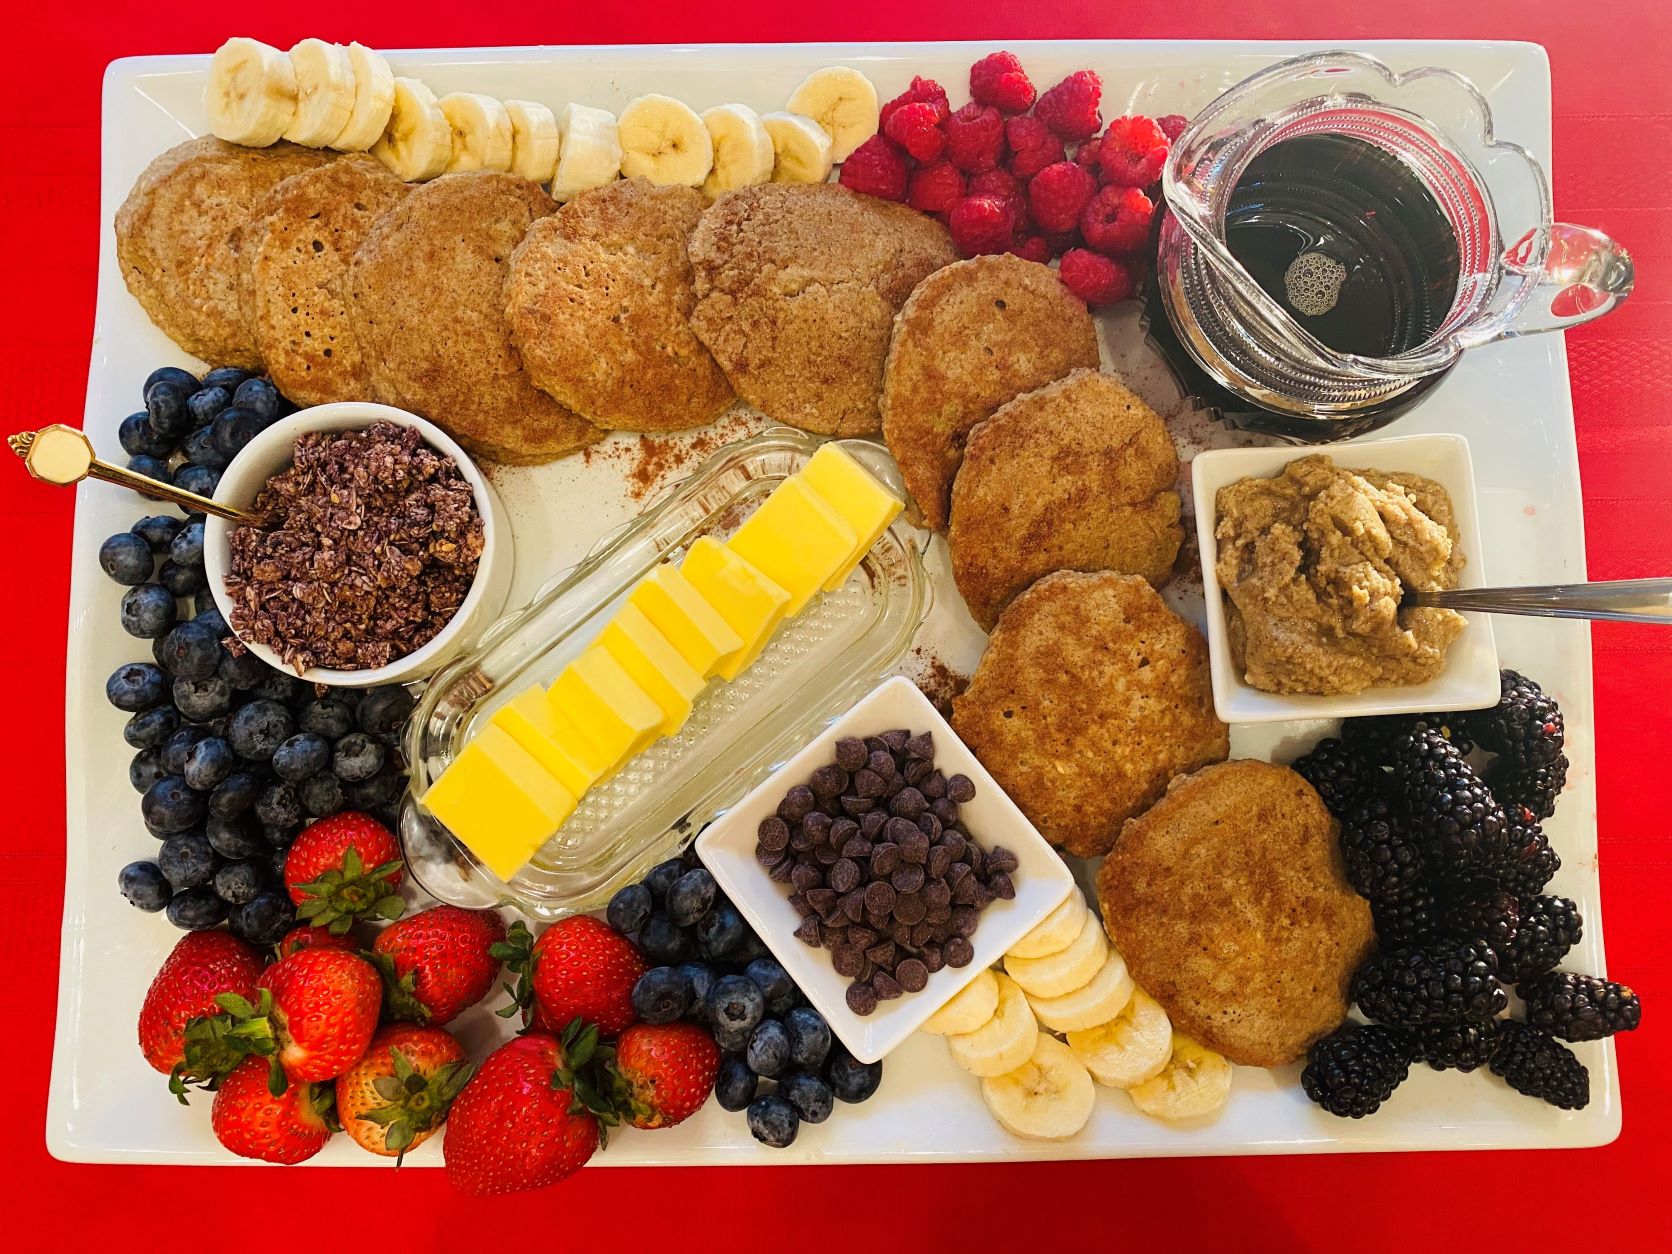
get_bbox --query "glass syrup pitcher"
[1149,50,1634,441]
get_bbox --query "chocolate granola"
[226,421,484,672]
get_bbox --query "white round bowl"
[203,402,514,689]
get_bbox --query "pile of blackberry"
[1293,670,1640,1118]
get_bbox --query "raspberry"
[944,102,1005,173]
[883,101,945,162]
[1041,229,1079,258]
[948,194,1016,257]
[1073,135,1103,171]
[838,135,910,202]
[906,160,966,215]
[1058,248,1137,306]
[1008,235,1052,264]
[1004,115,1065,179]
[1099,115,1170,188]
[879,76,949,131]
[969,51,1037,114]
[1157,113,1189,143]
[969,167,1020,200]
[1079,184,1155,256]
[1034,70,1103,141]
[1027,161,1097,234]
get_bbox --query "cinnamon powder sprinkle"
[226,421,484,673]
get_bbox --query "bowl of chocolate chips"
[203,402,514,687]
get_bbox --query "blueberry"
[126,456,172,497]
[212,857,268,905]
[182,735,235,790]
[119,411,175,459]
[695,899,746,960]
[715,1055,758,1112]
[143,775,207,834]
[228,888,294,945]
[785,1006,832,1071]
[745,1094,800,1149]
[231,376,282,420]
[182,425,230,471]
[119,583,177,639]
[255,781,303,829]
[173,675,232,722]
[158,557,207,597]
[159,725,209,774]
[705,973,766,1035]
[607,882,653,935]
[106,662,167,711]
[734,930,770,966]
[676,961,717,1008]
[713,1021,753,1054]
[193,604,229,639]
[228,699,293,761]
[746,1018,792,1078]
[779,1072,834,1124]
[344,765,405,810]
[200,365,254,393]
[270,846,292,880]
[144,365,200,396]
[635,912,691,965]
[272,731,331,781]
[746,957,797,1017]
[124,705,180,750]
[250,669,304,705]
[207,813,268,858]
[357,685,415,736]
[643,858,684,904]
[298,771,345,816]
[129,748,168,793]
[186,385,230,428]
[212,407,268,459]
[159,621,222,681]
[98,532,153,588]
[208,771,263,819]
[218,651,269,694]
[666,867,717,927]
[331,732,384,782]
[173,464,221,498]
[157,831,218,889]
[118,860,173,911]
[825,1047,883,1104]
[132,514,184,553]
[144,378,194,438]
[297,698,355,740]
[631,966,693,1024]
[166,887,228,931]
[168,521,205,570]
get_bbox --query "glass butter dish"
[399,428,932,921]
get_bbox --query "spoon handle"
[1404,578,1672,624]
[84,457,261,526]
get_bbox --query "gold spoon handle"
[84,456,262,526]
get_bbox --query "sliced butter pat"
[489,685,601,798]
[598,602,707,737]
[800,444,903,589]
[727,476,857,614]
[548,646,664,773]
[628,563,745,680]
[546,701,619,783]
[421,724,575,881]
[682,536,791,681]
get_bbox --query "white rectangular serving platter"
[49,39,1619,1165]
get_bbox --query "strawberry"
[276,924,359,959]
[283,811,404,933]
[258,946,383,1082]
[443,1029,602,1196]
[497,917,646,1036]
[337,1024,472,1160]
[608,1022,720,1130]
[370,905,506,1026]
[137,931,263,1092]
[211,1057,334,1164]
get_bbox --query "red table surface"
[3,2,1667,1247]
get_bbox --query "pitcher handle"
[1491,223,1634,339]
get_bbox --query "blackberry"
[1342,711,1475,757]
[1489,817,1560,897]
[1293,737,1377,818]
[1465,669,1565,766]
[1389,729,1508,878]
[1352,938,1507,1026]
[1414,1019,1501,1072]
[1500,894,1582,984]
[1301,1023,1417,1118]
[1490,1021,1589,1110]
[1445,886,1520,955]
[1339,791,1426,903]
[1371,882,1442,947]
[1486,752,1568,822]
[1519,971,1641,1041]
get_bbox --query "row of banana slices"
[921,894,1233,1139]
[204,37,881,203]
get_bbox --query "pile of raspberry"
[837,51,1186,308]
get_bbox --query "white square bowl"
[696,676,1076,1063]
[1192,433,1500,725]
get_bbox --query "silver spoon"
[1402,578,1672,625]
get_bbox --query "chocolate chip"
[820,795,845,818]
[906,731,934,760]
[758,815,790,851]
[946,773,977,804]
[922,771,947,799]
[896,957,929,992]
[840,890,867,922]
[756,842,786,867]
[864,907,890,932]
[845,925,878,949]
[864,736,889,756]
[917,813,942,842]
[871,970,903,1000]
[930,797,958,825]
[899,835,929,866]
[922,945,945,973]
[909,921,935,949]
[818,922,847,949]
[829,816,859,847]
[888,917,914,945]
[903,756,932,786]
[790,862,823,893]
[864,881,896,915]
[965,844,985,875]
[777,783,816,822]
[769,856,796,883]
[832,946,865,976]
[814,842,842,866]
[830,858,862,894]
[809,764,849,797]
[833,737,867,771]
[852,769,885,799]
[923,879,952,911]
[802,810,832,843]
[866,940,896,968]
[951,906,980,937]
[986,845,1019,875]
[867,749,897,779]
[840,794,875,815]
[989,871,1015,900]
[925,900,951,925]
[789,825,815,853]
[846,981,879,1015]
[937,830,966,858]
[806,887,838,917]
[894,891,926,924]
[881,729,911,752]
[871,842,901,876]
[859,810,887,838]
[967,882,995,909]
[841,835,874,860]
[945,936,974,968]
[926,844,954,878]
[891,864,925,894]
[794,916,820,946]
[889,787,927,819]
[788,892,810,918]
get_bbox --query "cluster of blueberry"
[117,364,294,500]
[609,854,883,1149]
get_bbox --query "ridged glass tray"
[399,428,931,920]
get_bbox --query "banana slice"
[1067,989,1174,1089]
[551,103,622,203]
[945,973,1038,1078]
[331,42,396,152]
[440,92,515,173]
[371,78,453,182]
[762,112,834,184]
[283,39,355,147]
[700,103,776,199]
[785,66,879,162]
[617,94,714,188]
[203,37,297,147]
[1005,907,1107,998]
[1027,951,1135,1034]
[1127,1036,1234,1122]
[1007,892,1086,960]
[504,100,560,184]
[920,968,1000,1036]
[980,1034,1097,1141]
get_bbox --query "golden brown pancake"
[346,171,601,464]
[115,138,335,368]
[688,183,955,436]
[950,570,1228,858]
[1097,760,1375,1067]
[948,369,1183,630]
[505,178,733,431]
[882,253,1099,529]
